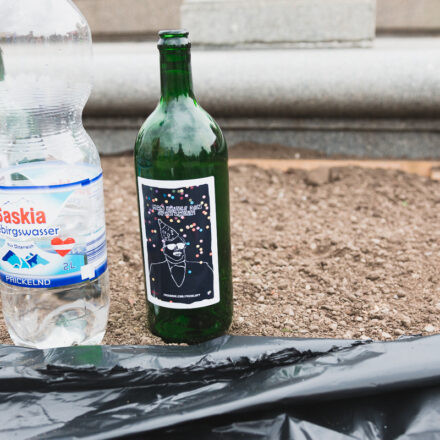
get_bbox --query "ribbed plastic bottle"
[0,0,109,348]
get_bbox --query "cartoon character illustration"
[149,219,213,304]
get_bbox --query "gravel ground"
[0,148,439,345]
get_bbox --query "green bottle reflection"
[134,30,233,344]
[0,48,4,81]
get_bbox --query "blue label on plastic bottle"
[0,173,107,289]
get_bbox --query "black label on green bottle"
[138,176,220,309]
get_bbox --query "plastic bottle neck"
[159,46,195,103]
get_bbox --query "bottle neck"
[159,47,194,102]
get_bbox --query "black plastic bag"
[1,335,440,439]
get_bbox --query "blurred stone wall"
[72,0,181,39]
[377,0,440,33]
[72,0,440,39]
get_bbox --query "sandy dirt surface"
[0,149,439,345]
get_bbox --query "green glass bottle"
[134,30,233,344]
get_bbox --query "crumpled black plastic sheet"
[1,334,440,439]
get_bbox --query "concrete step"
[88,37,440,118]
[86,117,440,158]
[181,0,376,47]
[87,37,440,158]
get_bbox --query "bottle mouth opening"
[158,29,191,48]
[159,30,189,39]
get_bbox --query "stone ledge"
[86,117,440,158]
[181,0,376,47]
[88,37,440,118]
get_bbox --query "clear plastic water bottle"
[0,0,110,348]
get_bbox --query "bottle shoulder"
[134,99,227,158]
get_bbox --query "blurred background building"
[73,0,440,158]
[74,0,440,39]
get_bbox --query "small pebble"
[425,324,436,333]
[401,316,411,328]
[305,284,311,291]
[305,167,330,186]
[381,331,392,339]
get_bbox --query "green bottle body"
[134,31,233,344]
